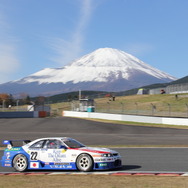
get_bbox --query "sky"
[0,0,188,84]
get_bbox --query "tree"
[0,93,14,107]
[25,95,31,104]
[35,96,45,105]
[18,93,32,105]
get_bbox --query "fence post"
[121,102,124,113]
[135,102,138,115]
[16,100,19,111]
[186,103,188,117]
[94,102,97,112]
[167,103,171,116]
[71,101,74,111]
[2,100,5,112]
[107,102,110,113]
[151,103,156,116]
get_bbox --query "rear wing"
[3,140,31,149]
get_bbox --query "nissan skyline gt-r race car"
[1,137,122,172]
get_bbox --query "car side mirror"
[59,145,67,149]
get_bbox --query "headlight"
[102,153,113,157]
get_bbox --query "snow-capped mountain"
[0,48,176,96]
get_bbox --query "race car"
[1,137,122,172]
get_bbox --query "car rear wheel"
[76,154,93,172]
[13,154,28,172]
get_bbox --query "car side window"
[29,140,45,149]
[44,139,64,149]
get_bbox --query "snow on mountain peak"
[20,47,176,85]
[70,48,139,67]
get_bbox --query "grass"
[0,175,188,188]
[95,94,188,116]
[84,117,188,129]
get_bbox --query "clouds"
[49,0,94,66]
[0,0,95,84]
[0,43,20,80]
[78,0,93,32]
[0,41,20,83]
[0,7,20,84]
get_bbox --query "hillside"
[51,93,188,118]
[169,75,188,85]
[40,90,108,104]
[43,80,185,104]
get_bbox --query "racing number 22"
[31,152,38,160]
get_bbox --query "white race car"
[1,137,122,172]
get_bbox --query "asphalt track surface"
[1,117,188,173]
[1,117,188,146]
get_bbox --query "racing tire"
[76,154,93,172]
[13,154,28,172]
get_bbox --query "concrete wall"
[0,111,39,118]
[63,111,188,126]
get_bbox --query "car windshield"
[63,138,85,148]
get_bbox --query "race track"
[1,117,188,173]
[1,148,188,173]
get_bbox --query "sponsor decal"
[29,148,40,151]
[71,154,77,157]
[5,164,11,167]
[41,149,48,153]
[4,160,11,164]
[6,152,10,160]
[48,150,66,162]
[61,149,67,153]
[30,162,39,168]
[94,158,106,162]
[5,147,21,151]
[92,155,101,157]
[99,163,108,167]
[50,165,72,169]
[54,163,70,165]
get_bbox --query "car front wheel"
[13,154,28,172]
[76,154,93,172]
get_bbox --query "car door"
[39,139,67,164]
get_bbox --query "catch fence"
[69,100,188,118]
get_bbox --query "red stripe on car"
[70,148,109,154]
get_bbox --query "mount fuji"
[0,48,176,96]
